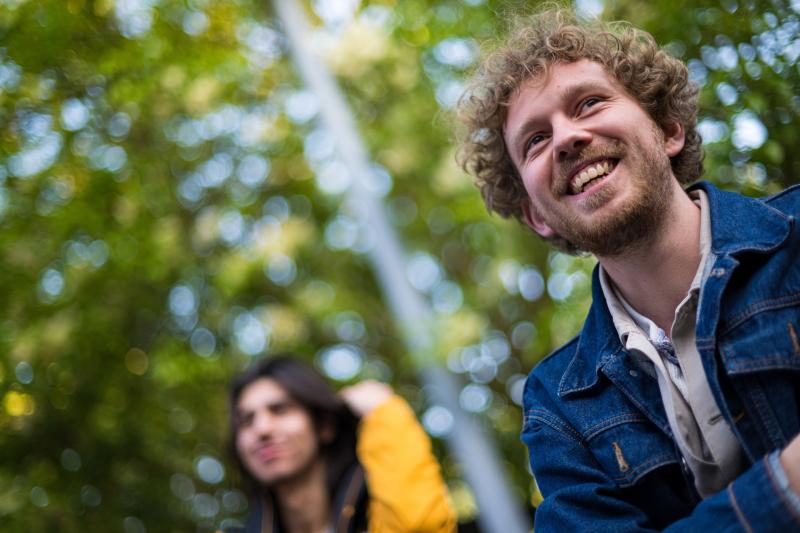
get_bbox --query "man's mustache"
[554,141,627,192]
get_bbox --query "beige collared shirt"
[599,189,743,497]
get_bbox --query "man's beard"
[540,138,674,257]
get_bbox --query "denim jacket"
[521,182,800,532]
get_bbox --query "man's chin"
[553,206,666,257]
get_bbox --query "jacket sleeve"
[357,395,457,533]
[523,377,800,532]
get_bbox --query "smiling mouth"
[568,159,617,195]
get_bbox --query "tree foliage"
[1,0,798,531]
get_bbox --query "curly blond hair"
[457,8,702,223]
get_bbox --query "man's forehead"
[513,60,619,102]
[504,60,627,133]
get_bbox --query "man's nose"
[553,116,592,161]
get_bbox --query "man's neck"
[272,459,331,533]
[598,180,702,336]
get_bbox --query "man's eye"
[580,97,601,111]
[525,134,546,154]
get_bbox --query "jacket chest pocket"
[718,303,800,451]
[719,303,800,375]
[584,414,679,487]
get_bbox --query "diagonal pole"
[269,2,530,532]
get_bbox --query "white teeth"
[570,161,614,194]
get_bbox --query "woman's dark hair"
[228,355,360,502]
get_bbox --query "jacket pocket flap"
[719,306,800,374]
[586,415,678,488]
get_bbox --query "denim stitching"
[558,349,595,396]
[695,337,715,351]
[559,344,625,396]
[747,378,788,448]
[521,410,535,429]
[526,409,584,444]
[728,484,754,533]
[720,292,800,335]
[582,413,648,441]
[611,454,677,487]
[720,354,800,372]
[763,183,800,206]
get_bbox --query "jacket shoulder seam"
[525,407,584,444]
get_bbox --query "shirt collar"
[691,188,712,292]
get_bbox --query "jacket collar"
[688,181,792,256]
[558,180,792,397]
[559,267,624,396]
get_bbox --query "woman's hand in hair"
[340,380,393,417]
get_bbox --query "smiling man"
[228,356,455,533]
[459,9,800,532]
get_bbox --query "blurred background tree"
[0,0,798,531]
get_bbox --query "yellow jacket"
[358,395,456,533]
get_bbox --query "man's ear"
[662,121,685,157]
[521,200,556,239]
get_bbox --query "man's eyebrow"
[559,80,610,107]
